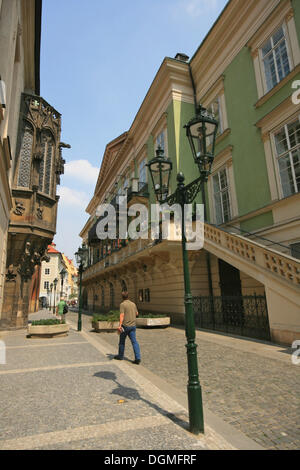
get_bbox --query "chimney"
[175,53,189,62]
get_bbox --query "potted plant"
[27,319,69,338]
[136,313,170,328]
[92,311,120,332]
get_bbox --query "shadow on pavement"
[93,370,189,433]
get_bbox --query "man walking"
[56,297,67,323]
[114,291,141,364]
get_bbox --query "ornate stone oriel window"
[39,130,55,195]
[17,123,34,188]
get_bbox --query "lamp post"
[75,244,89,331]
[60,268,67,300]
[49,283,53,312]
[52,278,58,315]
[147,105,218,435]
[47,287,50,310]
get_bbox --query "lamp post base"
[187,384,204,434]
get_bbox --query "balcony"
[127,180,149,204]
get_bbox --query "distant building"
[39,245,78,307]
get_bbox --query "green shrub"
[139,314,168,318]
[92,313,119,322]
[31,319,65,326]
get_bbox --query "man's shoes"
[133,359,141,364]
[114,356,123,360]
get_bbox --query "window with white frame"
[213,168,231,225]
[45,268,50,275]
[273,117,300,197]
[208,97,223,136]
[261,25,291,93]
[44,281,49,290]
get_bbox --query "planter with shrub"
[136,314,170,328]
[27,319,69,338]
[92,312,120,332]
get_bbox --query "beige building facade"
[0,0,42,315]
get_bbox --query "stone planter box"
[136,317,170,328]
[27,323,69,338]
[92,321,119,332]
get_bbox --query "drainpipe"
[188,63,214,304]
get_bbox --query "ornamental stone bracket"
[14,200,25,216]
[18,240,50,282]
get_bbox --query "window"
[261,25,291,93]
[44,281,49,290]
[109,283,114,308]
[45,268,50,275]
[290,242,300,260]
[138,289,144,302]
[208,97,223,136]
[123,178,129,190]
[39,130,55,195]
[156,130,165,152]
[274,117,300,197]
[213,168,231,225]
[144,288,150,302]
[17,123,34,188]
[100,285,105,307]
[139,158,147,184]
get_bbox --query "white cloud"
[57,186,90,209]
[64,159,99,185]
[174,0,219,18]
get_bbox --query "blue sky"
[40,0,228,260]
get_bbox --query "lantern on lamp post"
[147,105,218,435]
[75,244,89,331]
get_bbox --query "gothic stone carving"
[17,240,50,282]
[14,200,25,216]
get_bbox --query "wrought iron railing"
[192,294,270,340]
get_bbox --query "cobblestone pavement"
[68,310,300,450]
[1,310,257,451]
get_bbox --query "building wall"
[0,0,24,318]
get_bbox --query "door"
[218,260,244,330]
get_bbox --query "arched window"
[100,285,105,307]
[39,130,54,195]
[17,123,34,188]
[121,280,127,292]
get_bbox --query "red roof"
[47,243,60,254]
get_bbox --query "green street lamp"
[49,282,53,312]
[53,278,58,315]
[147,104,218,435]
[147,146,172,204]
[75,244,89,331]
[60,267,67,299]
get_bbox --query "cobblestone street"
[68,311,300,450]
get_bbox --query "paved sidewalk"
[0,310,262,451]
[68,309,300,450]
